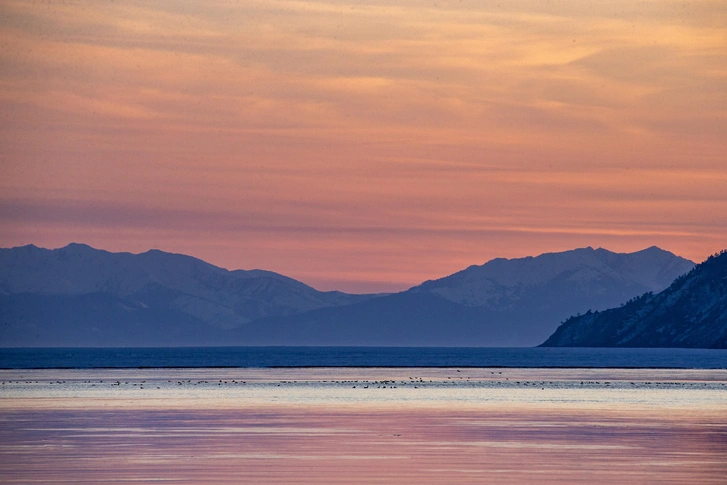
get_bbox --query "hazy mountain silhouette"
[239,246,695,346]
[0,244,695,347]
[0,243,378,346]
[541,250,727,349]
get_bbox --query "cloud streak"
[1,0,725,291]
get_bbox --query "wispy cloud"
[1,0,725,290]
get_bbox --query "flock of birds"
[2,374,725,391]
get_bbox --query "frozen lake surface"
[2,367,726,484]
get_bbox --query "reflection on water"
[1,368,726,484]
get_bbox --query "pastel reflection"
[1,368,725,484]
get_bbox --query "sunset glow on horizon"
[1,0,725,292]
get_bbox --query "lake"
[1,364,726,484]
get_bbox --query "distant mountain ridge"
[540,250,727,349]
[237,246,695,346]
[0,244,377,335]
[414,246,692,308]
[0,244,696,347]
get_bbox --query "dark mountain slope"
[541,251,727,349]
[234,292,521,346]
[0,293,229,347]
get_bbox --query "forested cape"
[541,251,727,349]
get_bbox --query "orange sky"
[1,0,726,292]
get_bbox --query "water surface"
[2,346,726,369]
[1,367,725,484]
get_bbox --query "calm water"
[1,367,726,484]
[2,346,726,369]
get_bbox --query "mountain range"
[541,250,727,349]
[236,246,695,346]
[0,243,696,347]
[0,244,379,346]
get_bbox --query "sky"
[1,0,726,293]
